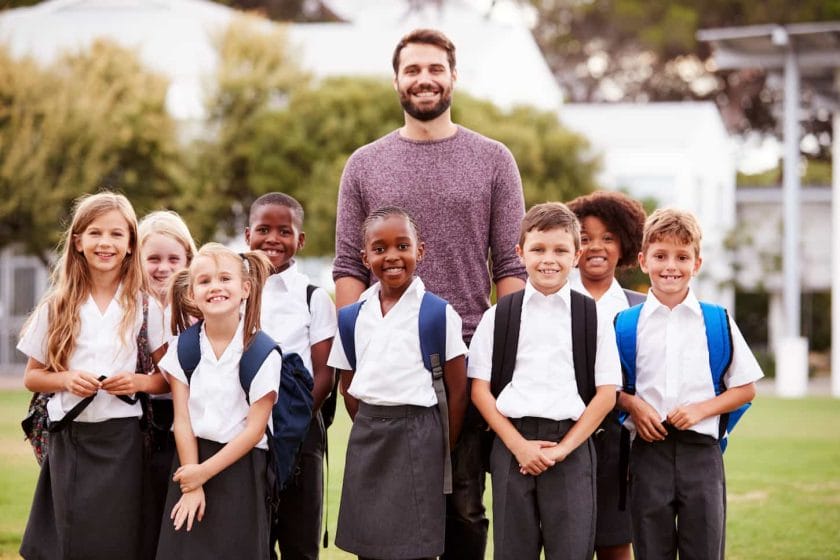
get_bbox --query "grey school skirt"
[155,438,271,560]
[20,417,143,560]
[336,402,446,559]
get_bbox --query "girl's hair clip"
[238,252,251,274]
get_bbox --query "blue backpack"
[336,291,454,493]
[176,322,314,496]
[613,301,751,452]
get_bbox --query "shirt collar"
[568,271,627,304]
[266,260,298,291]
[523,278,571,308]
[641,287,702,320]
[361,276,426,303]
[199,315,246,354]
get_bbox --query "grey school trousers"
[629,426,726,560]
[490,417,596,560]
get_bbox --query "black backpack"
[481,288,598,470]
[491,288,598,402]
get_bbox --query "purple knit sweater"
[333,126,526,339]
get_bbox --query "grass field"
[1,390,839,559]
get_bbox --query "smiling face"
[245,204,304,272]
[639,237,702,308]
[578,215,622,284]
[190,253,250,320]
[362,214,424,296]
[73,209,132,280]
[517,227,580,296]
[142,233,188,301]
[394,42,456,122]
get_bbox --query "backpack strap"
[570,290,597,404]
[613,303,643,511]
[699,302,742,448]
[490,289,524,398]
[623,288,646,307]
[239,331,282,404]
[306,284,317,311]
[176,321,204,383]
[336,301,365,371]
[418,291,453,494]
[614,304,643,397]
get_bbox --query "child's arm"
[667,382,756,431]
[173,392,275,493]
[471,379,556,475]
[168,377,205,531]
[617,391,668,442]
[545,385,616,464]
[310,338,334,412]
[444,355,467,449]
[339,369,358,420]
[23,357,100,396]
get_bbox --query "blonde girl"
[138,210,198,558]
[17,192,168,560]
[155,243,276,558]
[139,210,198,310]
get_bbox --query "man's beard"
[399,87,453,122]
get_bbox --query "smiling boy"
[469,202,621,560]
[616,208,762,560]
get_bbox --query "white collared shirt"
[626,289,764,439]
[569,273,633,323]
[159,319,280,449]
[468,281,621,421]
[18,288,167,423]
[260,261,337,374]
[327,277,468,406]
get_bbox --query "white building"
[560,102,737,307]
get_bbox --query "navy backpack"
[176,322,314,496]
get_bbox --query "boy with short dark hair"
[469,202,621,560]
[617,208,762,560]
[246,192,337,560]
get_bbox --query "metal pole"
[832,70,840,397]
[782,41,801,339]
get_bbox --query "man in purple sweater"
[334,28,526,560]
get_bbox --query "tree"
[180,14,311,244]
[521,0,840,156]
[0,40,185,264]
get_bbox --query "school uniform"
[327,277,468,560]
[261,262,337,560]
[155,319,280,560]
[468,281,622,560]
[569,274,635,548]
[17,288,166,560]
[624,289,763,560]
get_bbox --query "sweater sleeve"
[333,152,372,284]
[489,144,527,283]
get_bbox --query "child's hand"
[174,463,209,493]
[629,396,668,442]
[512,440,556,476]
[667,403,708,430]
[63,371,101,397]
[544,442,571,465]
[171,487,206,531]
[100,371,140,395]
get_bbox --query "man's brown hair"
[519,202,580,250]
[641,208,702,255]
[392,28,456,73]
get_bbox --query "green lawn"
[1,391,838,559]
